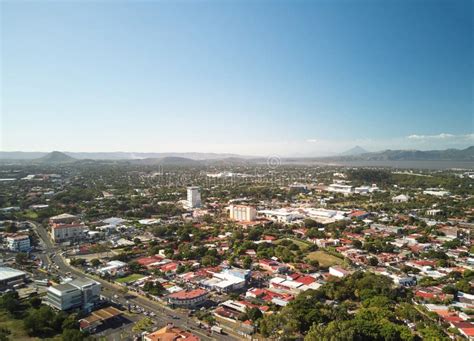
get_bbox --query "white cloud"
[306,139,318,143]
[407,133,471,140]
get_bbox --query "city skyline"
[0,1,473,338]
[1,0,472,156]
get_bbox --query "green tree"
[368,257,379,266]
[304,219,319,228]
[132,317,153,332]
[143,281,165,296]
[15,252,28,265]
[24,306,56,337]
[456,279,472,293]
[70,258,86,267]
[201,255,218,266]
[0,292,20,315]
[242,256,252,269]
[29,296,42,309]
[61,328,85,341]
[0,328,11,341]
[246,307,263,322]
[305,321,355,341]
[5,222,17,233]
[419,325,448,340]
[128,261,144,273]
[90,258,101,267]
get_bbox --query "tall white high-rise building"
[187,186,201,208]
[229,205,257,222]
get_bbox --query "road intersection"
[30,221,240,341]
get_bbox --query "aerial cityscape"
[1,0,473,341]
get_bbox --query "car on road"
[211,326,223,334]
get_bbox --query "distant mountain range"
[0,146,473,164]
[132,156,202,166]
[324,146,474,162]
[37,151,76,163]
[0,151,251,161]
[339,146,368,156]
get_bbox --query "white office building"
[423,189,451,197]
[201,267,250,292]
[329,266,350,278]
[258,209,304,223]
[47,283,83,311]
[97,260,128,277]
[51,223,87,243]
[47,277,101,312]
[229,205,257,222]
[187,186,201,209]
[392,194,410,203]
[6,235,31,252]
[327,184,353,194]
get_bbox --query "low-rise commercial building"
[167,288,208,308]
[97,260,128,277]
[6,235,31,252]
[392,194,410,203]
[144,323,200,341]
[50,223,87,243]
[47,277,101,312]
[423,189,450,197]
[79,306,123,332]
[47,283,83,311]
[329,266,350,278]
[49,213,78,224]
[327,184,353,194]
[258,209,304,223]
[201,268,250,292]
[0,267,28,291]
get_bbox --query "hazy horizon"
[1,139,473,157]
[1,0,473,155]
[1,145,473,160]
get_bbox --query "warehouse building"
[0,267,28,291]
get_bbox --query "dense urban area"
[0,157,473,340]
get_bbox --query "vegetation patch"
[306,250,344,268]
[116,273,145,284]
[0,311,33,341]
[275,238,311,251]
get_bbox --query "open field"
[71,250,120,261]
[116,273,145,284]
[274,238,311,250]
[21,210,38,220]
[306,251,344,268]
[0,311,44,341]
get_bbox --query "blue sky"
[1,0,472,156]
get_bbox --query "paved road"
[31,221,239,341]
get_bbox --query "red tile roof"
[136,255,163,266]
[160,262,178,272]
[52,223,84,230]
[460,328,474,337]
[295,275,316,285]
[168,289,207,300]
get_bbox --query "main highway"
[30,221,240,341]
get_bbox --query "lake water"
[311,160,474,170]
